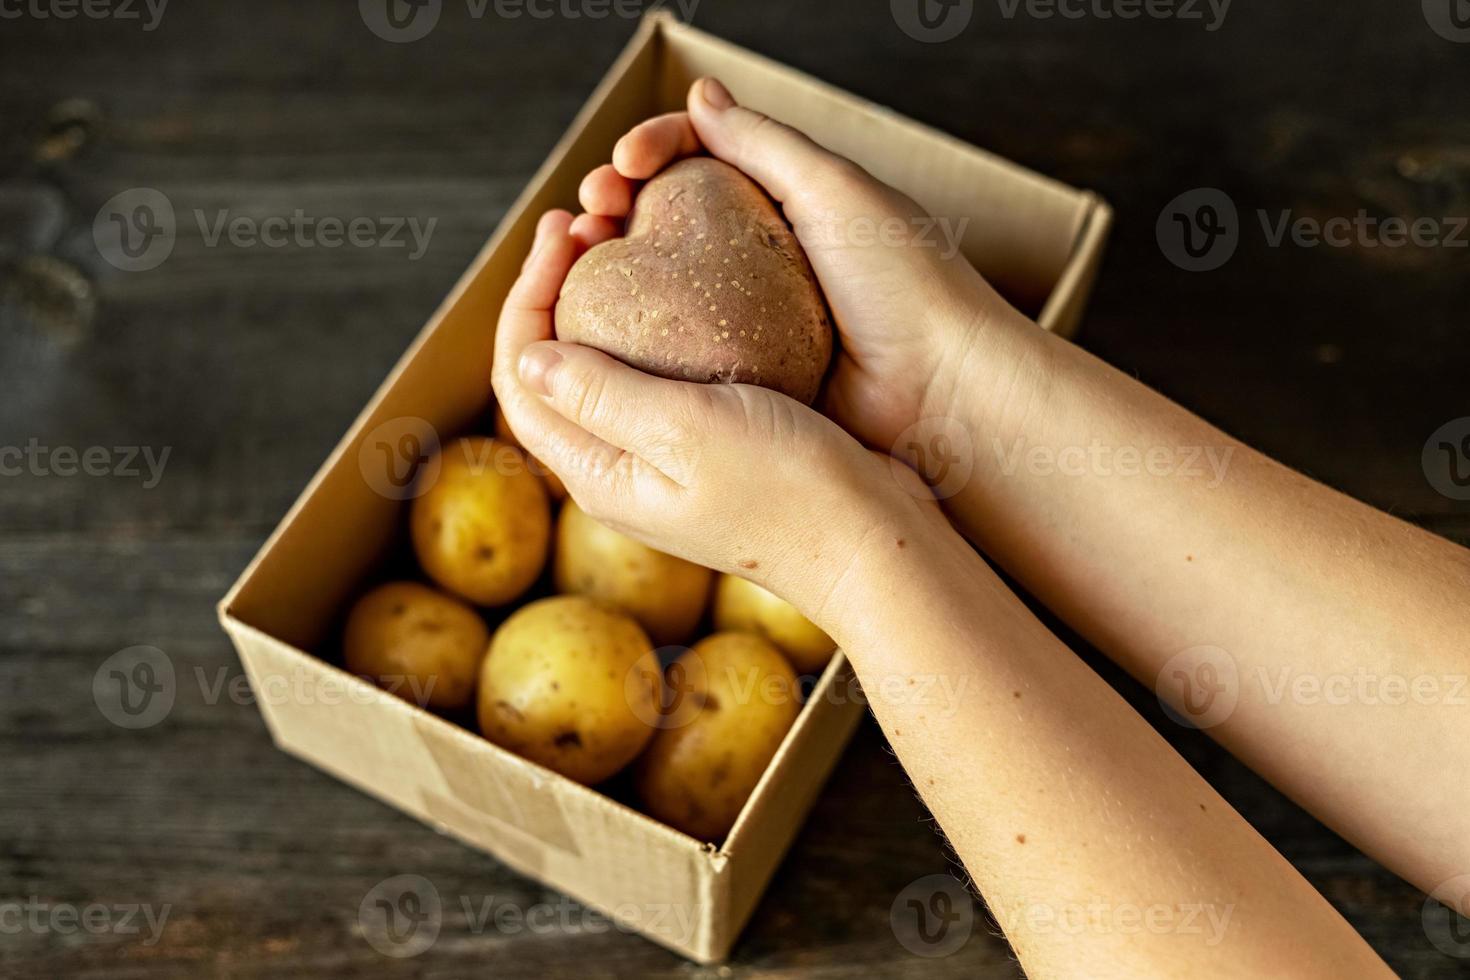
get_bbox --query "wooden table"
[2,1,1466,976]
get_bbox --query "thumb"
[686,77,873,215]
[518,341,704,484]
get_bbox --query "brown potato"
[553,499,712,646]
[477,595,661,785]
[712,574,836,674]
[410,436,549,606]
[635,632,801,841]
[493,403,566,500]
[342,581,489,711]
[555,157,833,405]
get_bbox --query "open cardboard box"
[217,11,1111,964]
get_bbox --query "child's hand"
[492,210,939,622]
[573,77,1033,459]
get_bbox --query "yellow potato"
[494,403,566,500]
[636,632,801,841]
[712,574,836,674]
[410,435,549,606]
[342,581,489,712]
[554,499,712,646]
[477,595,661,785]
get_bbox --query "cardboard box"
[217,12,1111,963]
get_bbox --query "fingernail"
[700,77,735,110]
[518,345,563,397]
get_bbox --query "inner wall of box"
[228,17,1087,649]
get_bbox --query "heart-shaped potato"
[554,158,833,404]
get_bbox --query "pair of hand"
[492,77,1025,623]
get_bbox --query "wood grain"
[1,1,1466,976]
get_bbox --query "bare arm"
[814,510,1393,978]
[921,309,1470,903]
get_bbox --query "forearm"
[813,512,1389,978]
[935,316,1470,896]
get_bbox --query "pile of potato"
[342,428,836,841]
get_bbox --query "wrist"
[916,298,1055,490]
[807,489,977,648]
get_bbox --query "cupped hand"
[491,210,940,625]
[574,76,1032,458]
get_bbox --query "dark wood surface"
[2,1,1467,976]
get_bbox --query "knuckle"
[558,363,610,429]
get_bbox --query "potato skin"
[477,595,661,786]
[410,436,550,606]
[554,499,712,646]
[555,157,833,405]
[493,403,566,500]
[343,582,489,711]
[635,632,801,841]
[712,574,836,674]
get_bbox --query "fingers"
[516,340,706,487]
[684,77,863,210]
[612,111,702,180]
[578,164,633,217]
[494,212,652,502]
[569,212,620,251]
